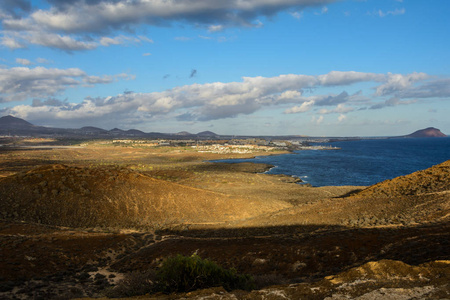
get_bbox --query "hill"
[0,164,290,229]
[405,127,447,138]
[240,159,450,227]
[0,115,33,128]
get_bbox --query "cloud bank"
[3,70,448,128]
[0,66,134,102]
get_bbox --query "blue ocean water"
[214,137,450,187]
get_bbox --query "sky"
[0,0,449,137]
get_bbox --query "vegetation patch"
[155,254,254,294]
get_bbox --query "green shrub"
[155,254,254,293]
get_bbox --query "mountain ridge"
[1,115,447,139]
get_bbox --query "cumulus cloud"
[394,78,450,99]
[0,66,133,102]
[22,0,339,34]
[1,30,152,51]
[16,58,32,65]
[375,72,429,96]
[3,71,448,127]
[0,35,26,49]
[285,100,314,114]
[1,0,339,51]
[1,31,98,51]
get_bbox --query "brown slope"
[239,160,450,227]
[0,164,291,229]
[356,159,450,198]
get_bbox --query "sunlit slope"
[240,160,450,227]
[0,164,291,228]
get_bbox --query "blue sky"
[1,0,449,136]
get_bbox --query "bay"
[214,137,450,187]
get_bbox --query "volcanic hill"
[0,164,290,229]
[405,127,447,138]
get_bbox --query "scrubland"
[0,139,448,299]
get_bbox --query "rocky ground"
[0,142,448,299]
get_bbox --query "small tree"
[155,254,254,293]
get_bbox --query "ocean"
[214,137,450,187]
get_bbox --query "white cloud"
[278,90,302,101]
[1,0,340,51]
[377,8,405,17]
[1,30,152,51]
[15,58,32,65]
[99,35,146,46]
[290,11,303,19]
[1,34,26,49]
[285,100,315,114]
[338,114,346,122]
[26,32,97,51]
[3,71,447,127]
[319,103,354,114]
[312,115,324,124]
[375,72,429,96]
[36,58,52,64]
[0,66,133,103]
[25,0,339,34]
[137,35,154,43]
[208,25,224,32]
[318,71,384,86]
[315,6,328,15]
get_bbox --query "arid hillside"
[242,160,450,228]
[0,142,448,299]
[0,164,291,229]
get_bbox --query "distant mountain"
[0,115,220,139]
[405,127,447,138]
[176,131,192,136]
[80,126,107,133]
[0,115,34,128]
[126,129,146,136]
[197,131,217,137]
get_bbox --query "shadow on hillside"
[111,222,449,281]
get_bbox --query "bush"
[155,254,254,293]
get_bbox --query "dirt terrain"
[0,140,449,299]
